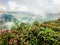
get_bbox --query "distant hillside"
[46,13,60,21]
[0,11,60,30]
[0,11,60,23]
[1,13,18,24]
[0,11,47,24]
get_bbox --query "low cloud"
[0,4,7,11]
[0,0,60,19]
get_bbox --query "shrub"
[0,21,60,45]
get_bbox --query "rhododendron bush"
[0,21,60,45]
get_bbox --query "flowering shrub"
[1,29,8,34]
[0,21,60,45]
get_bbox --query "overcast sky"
[0,0,60,19]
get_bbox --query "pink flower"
[10,38,14,43]
[14,39,18,43]
[26,42,28,45]
[1,29,8,34]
